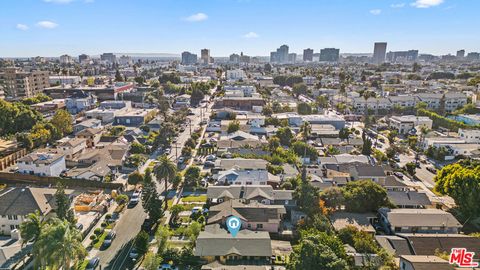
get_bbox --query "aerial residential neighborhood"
[1,1,480,270]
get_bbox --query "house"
[73,118,102,134]
[173,94,191,109]
[114,108,156,127]
[399,255,454,270]
[214,169,280,186]
[388,96,416,109]
[57,137,87,159]
[378,208,462,235]
[0,187,74,235]
[0,139,27,171]
[207,200,286,233]
[194,224,272,265]
[207,185,294,207]
[329,212,377,234]
[349,165,387,183]
[458,129,480,143]
[217,131,267,149]
[76,128,103,147]
[213,158,268,173]
[65,91,97,114]
[17,151,66,177]
[387,191,432,208]
[215,94,265,111]
[352,97,392,114]
[389,115,433,135]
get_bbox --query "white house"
[226,69,247,81]
[458,129,480,143]
[17,151,66,177]
[389,115,433,134]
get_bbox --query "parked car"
[178,156,185,163]
[205,154,216,161]
[128,197,140,208]
[204,161,215,168]
[102,231,116,248]
[393,156,400,162]
[86,257,100,270]
[132,189,142,199]
[159,264,179,270]
[129,248,139,260]
[164,148,171,155]
[394,172,404,178]
[141,218,153,232]
[426,166,437,174]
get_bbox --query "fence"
[0,172,124,190]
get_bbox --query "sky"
[0,0,479,57]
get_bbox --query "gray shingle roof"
[208,200,286,224]
[387,191,432,207]
[207,185,292,201]
[194,224,272,257]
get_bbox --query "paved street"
[96,203,147,269]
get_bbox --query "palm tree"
[31,218,86,269]
[155,155,177,210]
[19,211,42,245]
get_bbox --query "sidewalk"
[82,200,118,249]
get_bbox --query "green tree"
[190,87,205,106]
[55,184,75,224]
[135,230,150,254]
[130,142,147,154]
[276,127,294,146]
[31,218,86,269]
[268,137,281,152]
[184,166,201,187]
[20,211,42,244]
[294,180,320,216]
[292,83,308,97]
[387,130,398,144]
[405,162,417,176]
[338,128,351,141]
[434,160,480,221]
[362,136,373,156]
[297,102,313,115]
[288,233,348,270]
[227,120,240,133]
[320,187,345,210]
[154,155,177,210]
[115,69,124,82]
[343,180,391,213]
[128,171,144,185]
[143,252,162,270]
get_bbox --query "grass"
[76,260,88,270]
[181,195,207,203]
[93,231,108,249]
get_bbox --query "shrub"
[94,228,102,235]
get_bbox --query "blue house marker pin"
[226,216,241,237]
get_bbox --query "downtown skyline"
[1,0,479,57]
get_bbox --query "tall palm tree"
[155,155,177,210]
[31,218,86,269]
[19,211,42,245]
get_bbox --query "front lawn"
[181,195,207,203]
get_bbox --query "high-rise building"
[466,52,480,61]
[303,48,313,62]
[373,42,387,64]
[182,51,198,65]
[78,54,89,63]
[201,49,210,64]
[288,53,297,64]
[118,55,133,66]
[456,50,465,58]
[59,54,74,65]
[229,53,240,63]
[0,67,49,99]
[386,50,418,62]
[319,48,340,62]
[270,45,289,63]
[100,53,117,64]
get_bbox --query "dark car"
[102,231,116,248]
[204,161,215,168]
[141,218,153,231]
[426,166,437,174]
[86,257,99,270]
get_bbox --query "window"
[10,225,15,230]
[256,224,263,229]
[13,216,18,220]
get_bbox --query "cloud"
[36,21,59,29]
[391,3,406,8]
[243,32,259,39]
[369,9,382,15]
[411,0,444,8]
[184,13,208,22]
[43,0,75,3]
[16,24,29,31]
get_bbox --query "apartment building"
[0,67,49,99]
